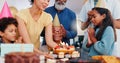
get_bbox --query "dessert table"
[1,47,119,63]
[0,56,102,63]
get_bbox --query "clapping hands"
[86,27,96,47]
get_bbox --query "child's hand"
[88,27,95,38]
[15,36,22,43]
[86,33,93,47]
[88,27,97,43]
[87,11,94,21]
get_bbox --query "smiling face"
[91,10,106,26]
[0,24,17,43]
[34,0,50,10]
[53,26,63,43]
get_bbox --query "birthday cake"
[52,14,79,58]
[52,42,81,58]
[5,52,40,63]
[53,42,75,54]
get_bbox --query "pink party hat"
[0,1,13,19]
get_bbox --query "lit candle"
[66,43,68,47]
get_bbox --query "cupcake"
[67,46,75,54]
[65,54,71,58]
[72,51,80,58]
[46,59,56,63]
[58,52,64,58]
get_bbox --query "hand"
[61,24,66,37]
[81,11,94,30]
[54,45,60,49]
[15,36,23,43]
[87,27,97,43]
[43,52,54,59]
[87,11,94,21]
[86,33,93,47]
[87,27,95,38]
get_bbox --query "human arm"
[81,31,90,52]
[81,21,91,30]
[16,15,46,55]
[81,10,94,30]
[111,0,120,29]
[16,16,31,43]
[79,0,93,30]
[86,34,92,47]
[92,26,115,55]
[64,27,77,40]
[114,19,120,29]
[34,48,53,59]
[45,22,58,48]
[15,36,23,43]
[63,13,77,39]
[86,27,97,47]
[87,27,97,43]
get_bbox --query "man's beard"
[55,1,66,10]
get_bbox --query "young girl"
[81,7,116,57]
[0,17,22,43]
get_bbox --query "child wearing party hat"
[52,14,63,44]
[0,1,22,43]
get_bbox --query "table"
[0,56,102,63]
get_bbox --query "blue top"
[82,26,115,56]
[43,6,77,45]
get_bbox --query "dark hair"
[92,7,116,41]
[0,17,18,32]
[29,0,34,5]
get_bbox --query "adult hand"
[81,10,94,30]
[43,52,54,59]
